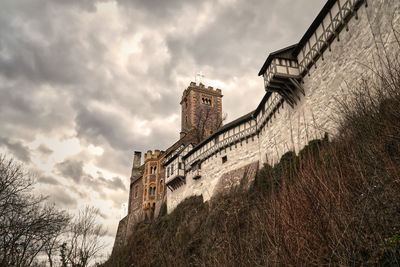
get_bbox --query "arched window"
[159,179,164,193]
[134,184,139,198]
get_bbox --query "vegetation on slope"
[105,62,400,266]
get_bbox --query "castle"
[113,0,399,252]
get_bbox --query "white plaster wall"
[167,134,260,212]
[260,0,400,165]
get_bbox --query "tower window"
[222,156,227,164]
[134,185,139,198]
[201,96,212,106]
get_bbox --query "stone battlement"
[182,82,222,100]
[144,149,163,161]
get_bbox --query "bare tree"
[0,154,70,267]
[193,108,227,143]
[63,206,107,267]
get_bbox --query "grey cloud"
[74,104,135,151]
[0,137,31,163]
[38,175,60,185]
[166,0,324,79]
[56,159,84,183]
[117,0,202,21]
[37,144,53,156]
[49,188,78,207]
[80,173,126,198]
[106,176,126,191]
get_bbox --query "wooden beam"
[283,83,301,101]
[289,78,305,96]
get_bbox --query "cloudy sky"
[0,0,325,257]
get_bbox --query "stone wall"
[112,208,146,254]
[111,216,128,255]
[129,178,143,214]
[167,133,261,211]
[167,0,399,213]
[215,161,259,193]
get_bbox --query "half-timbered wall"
[168,124,261,211]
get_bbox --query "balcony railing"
[263,58,300,89]
[166,168,185,191]
[166,168,185,184]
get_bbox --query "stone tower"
[180,82,223,140]
[128,151,142,214]
[142,150,165,218]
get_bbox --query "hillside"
[104,66,400,266]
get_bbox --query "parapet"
[182,82,223,102]
[144,150,164,161]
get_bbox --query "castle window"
[134,185,139,198]
[178,162,182,169]
[159,179,164,193]
[201,95,212,106]
[154,167,157,174]
[222,156,227,164]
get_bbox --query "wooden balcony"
[259,45,305,108]
[263,57,304,108]
[166,169,185,191]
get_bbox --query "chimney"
[130,151,142,184]
[133,151,141,168]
